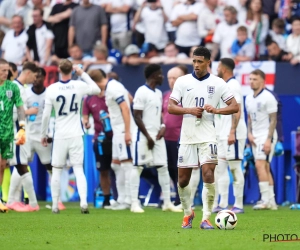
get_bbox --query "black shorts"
[93,139,112,172]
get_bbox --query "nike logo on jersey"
[187,88,193,91]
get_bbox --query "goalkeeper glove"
[15,122,26,145]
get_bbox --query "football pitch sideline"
[1,203,299,250]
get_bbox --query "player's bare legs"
[266,162,277,209]
[253,160,270,209]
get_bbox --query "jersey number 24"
[56,94,78,116]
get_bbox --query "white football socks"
[130,166,143,204]
[229,160,244,209]
[21,172,38,207]
[178,184,192,216]
[213,165,219,208]
[51,167,62,210]
[121,161,133,205]
[111,163,125,204]
[202,182,215,221]
[73,165,87,207]
[7,168,21,204]
[258,181,269,203]
[218,159,229,208]
[190,168,200,205]
[269,185,276,205]
[157,166,171,205]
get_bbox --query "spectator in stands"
[132,0,145,48]
[105,0,133,54]
[197,0,223,51]
[26,0,52,26]
[134,0,168,52]
[268,18,286,50]
[26,8,54,66]
[171,0,202,56]
[261,0,278,27]
[163,65,187,206]
[286,17,300,65]
[149,42,188,64]
[68,0,108,56]
[246,0,269,59]
[212,6,244,60]
[266,40,292,62]
[83,43,117,72]
[1,15,28,66]
[48,0,78,59]
[0,0,31,33]
[161,0,177,42]
[173,45,198,65]
[231,26,255,62]
[228,0,248,22]
[122,43,159,65]
[8,62,19,80]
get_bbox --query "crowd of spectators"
[0,0,300,73]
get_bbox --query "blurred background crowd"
[0,0,299,73]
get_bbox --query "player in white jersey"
[130,64,181,213]
[6,62,40,212]
[212,58,247,214]
[168,47,239,229]
[87,69,134,210]
[26,68,66,210]
[41,60,100,214]
[245,69,278,210]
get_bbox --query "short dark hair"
[9,62,17,72]
[250,69,265,80]
[176,64,189,75]
[22,62,39,73]
[220,58,235,71]
[272,18,285,30]
[33,7,44,17]
[192,46,211,60]
[291,16,300,24]
[38,67,46,77]
[144,64,161,79]
[265,38,278,47]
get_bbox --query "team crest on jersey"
[6,90,13,100]
[179,156,183,163]
[207,86,215,95]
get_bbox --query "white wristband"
[160,124,166,128]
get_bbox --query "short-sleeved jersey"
[105,79,136,135]
[219,77,247,140]
[0,80,23,141]
[170,73,234,144]
[45,73,100,139]
[133,85,163,141]
[26,87,46,142]
[245,89,278,138]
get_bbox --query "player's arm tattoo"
[267,112,277,140]
[230,104,241,133]
[17,105,26,122]
[247,114,252,135]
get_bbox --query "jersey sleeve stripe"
[222,95,234,103]
[115,96,125,105]
[170,96,180,103]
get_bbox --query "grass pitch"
[1,203,300,250]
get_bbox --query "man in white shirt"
[105,0,134,54]
[1,15,28,65]
[171,0,202,56]
[213,58,247,214]
[168,46,239,229]
[131,64,181,213]
[41,60,100,213]
[245,69,278,210]
[211,5,244,60]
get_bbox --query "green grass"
[1,203,300,250]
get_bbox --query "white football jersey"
[170,73,234,144]
[13,79,28,122]
[25,87,46,142]
[219,77,247,140]
[245,89,278,138]
[105,79,136,135]
[44,73,100,139]
[133,85,163,141]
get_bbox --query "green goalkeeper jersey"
[0,80,23,141]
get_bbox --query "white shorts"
[252,136,276,163]
[28,139,52,165]
[133,138,167,166]
[112,134,132,161]
[9,141,30,166]
[178,142,218,168]
[51,137,83,167]
[218,139,246,160]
